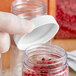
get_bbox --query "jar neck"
[24,44,67,73]
[11,0,46,20]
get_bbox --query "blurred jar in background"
[55,0,76,38]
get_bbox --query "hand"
[0,12,34,53]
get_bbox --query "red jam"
[56,0,76,38]
[22,54,68,76]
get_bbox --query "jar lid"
[14,15,59,50]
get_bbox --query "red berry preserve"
[56,0,76,38]
[22,44,69,76]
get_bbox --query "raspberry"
[42,58,45,61]
[48,59,52,61]
[23,55,68,76]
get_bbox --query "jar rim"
[24,44,67,66]
[11,0,46,13]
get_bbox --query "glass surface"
[11,0,46,76]
[22,44,69,76]
[11,0,46,20]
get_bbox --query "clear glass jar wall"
[11,0,46,20]
[11,0,46,76]
[22,44,69,76]
[55,0,76,38]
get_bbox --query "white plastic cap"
[14,15,59,50]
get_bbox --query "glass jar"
[22,44,69,76]
[11,0,47,76]
[11,0,46,20]
[55,0,76,38]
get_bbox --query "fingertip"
[19,19,35,34]
[0,33,10,53]
[25,21,35,33]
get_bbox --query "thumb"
[0,12,35,34]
